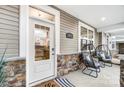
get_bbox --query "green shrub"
[0,47,7,87]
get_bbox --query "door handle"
[52,48,55,55]
[52,48,54,51]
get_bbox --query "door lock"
[52,48,55,55]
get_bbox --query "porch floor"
[62,64,120,87]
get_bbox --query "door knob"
[52,48,55,55]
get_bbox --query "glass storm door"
[29,18,55,84]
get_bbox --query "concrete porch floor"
[62,64,120,87]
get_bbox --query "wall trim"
[58,52,80,56]
[19,6,28,57]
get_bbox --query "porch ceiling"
[55,5,124,28]
[55,5,124,42]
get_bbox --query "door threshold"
[29,75,56,87]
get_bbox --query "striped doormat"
[54,78,75,87]
[34,78,75,87]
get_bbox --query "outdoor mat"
[55,78,75,87]
[34,78,75,87]
[34,80,60,87]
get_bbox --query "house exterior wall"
[95,30,99,47]
[57,10,82,76]
[0,5,19,58]
[97,32,102,45]
[111,43,119,57]
[57,53,83,76]
[2,59,26,87]
[119,43,124,54]
[60,11,78,54]
[120,60,124,87]
[102,32,107,45]
[0,5,27,87]
[55,7,96,76]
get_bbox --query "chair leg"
[89,69,98,78]
[100,61,105,68]
[111,62,112,67]
[97,67,100,73]
[104,62,112,67]
[82,67,98,78]
[95,69,98,78]
[87,68,100,73]
[82,67,91,76]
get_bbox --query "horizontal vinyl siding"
[95,30,99,47]
[60,11,78,54]
[0,5,19,58]
[98,32,102,45]
[0,13,19,22]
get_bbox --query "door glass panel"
[81,26,87,38]
[34,24,50,61]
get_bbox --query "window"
[81,39,87,51]
[78,22,95,52]
[111,41,116,50]
[29,7,55,22]
[89,30,93,39]
[81,27,87,38]
[89,40,93,50]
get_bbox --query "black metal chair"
[81,52,100,78]
[95,44,112,67]
[79,44,101,78]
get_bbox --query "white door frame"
[19,5,60,86]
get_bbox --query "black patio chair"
[80,52,100,78]
[95,44,112,67]
[79,44,101,78]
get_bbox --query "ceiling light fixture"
[112,36,116,39]
[101,17,106,21]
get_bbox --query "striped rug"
[54,78,75,87]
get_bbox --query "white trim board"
[20,5,29,87]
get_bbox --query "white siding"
[60,11,78,54]
[0,5,19,58]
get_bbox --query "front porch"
[63,64,120,87]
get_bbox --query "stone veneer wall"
[119,43,124,54]
[57,53,84,76]
[120,60,124,87]
[2,59,26,87]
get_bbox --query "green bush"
[0,47,7,87]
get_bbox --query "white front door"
[29,18,55,85]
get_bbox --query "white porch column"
[19,5,29,57]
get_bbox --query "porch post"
[19,5,29,57]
